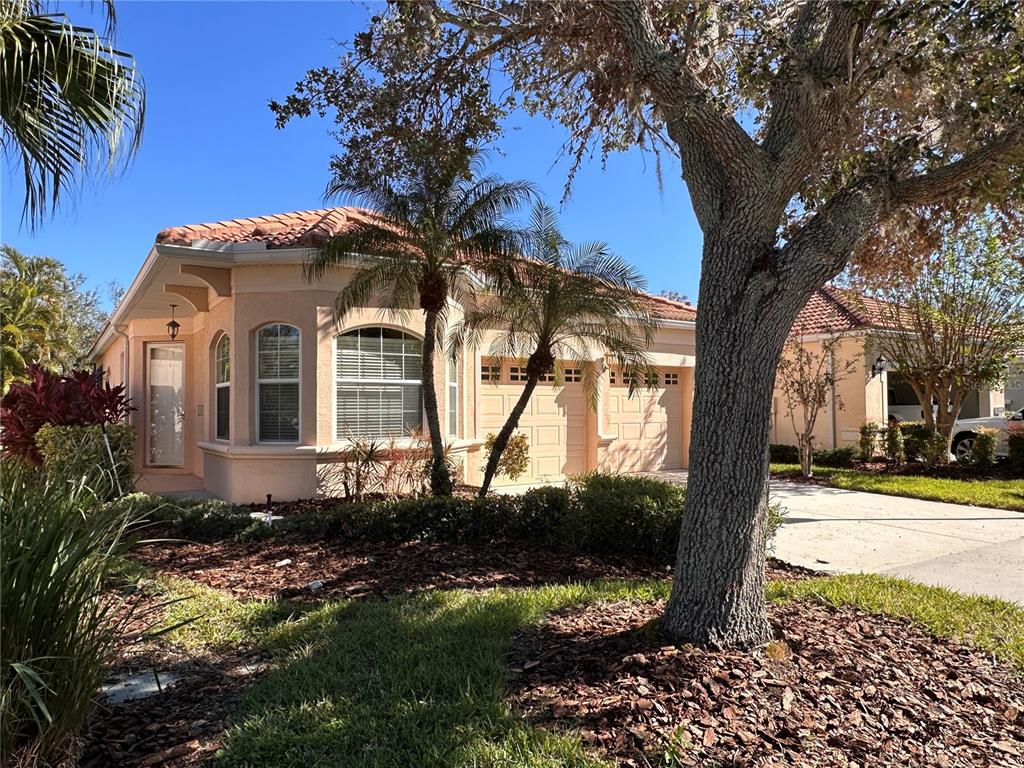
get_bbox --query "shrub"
[105,493,253,541]
[564,473,686,561]
[769,444,799,463]
[1,463,146,764]
[898,421,929,462]
[0,365,133,465]
[37,423,135,497]
[859,422,879,462]
[813,446,857,468]
[885,426,906,466]
[1009,424,1024,472]
[968,427,998,469]
[482,431,530,481]
[921,429,951,467]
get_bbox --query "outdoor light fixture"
[166,304,180,340]
[870,355,888,378]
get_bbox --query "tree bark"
[662,234,810,649]
[478,375,540,497]
[421,309,453,496]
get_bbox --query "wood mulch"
[132,534,815,603]
[510,599,1024,767]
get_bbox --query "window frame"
[214,333,231,441]
[256,323,301,444]
[447,358,458,437]
[332,326,424,442]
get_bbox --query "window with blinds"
[215,334,230,440]
[257,324,300,442]
[336,327,422,439]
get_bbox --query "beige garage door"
[479,365,587,486]
[602,368,684,472]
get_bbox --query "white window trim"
[332,328,425,442]
[256,324,301,444]
[215,335,230,442]
[447,359,459,438]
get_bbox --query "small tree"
[865,217,1024,457]
[453,203,659,496]
[305,147,533,497]
[775,335,857,477]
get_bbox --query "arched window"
[257,324,300,442]
[214,334,230,440]
[335,327,422,439]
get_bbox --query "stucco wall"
[102,257,698,501]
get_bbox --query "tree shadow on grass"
[210,588,630,768]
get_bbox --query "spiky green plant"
[1,462,145,763]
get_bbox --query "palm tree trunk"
[478,376,540,497]
[421,309,453,496]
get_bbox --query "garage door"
[602,368,683,472]
[479,364,587,486]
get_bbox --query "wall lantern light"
[166,304,180,340]
[870,355,888,378]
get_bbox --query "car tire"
[952,433,976,463]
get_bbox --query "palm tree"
[1,0,145,230]
[305,150,534,496]
[454,203,661,497]
[1,247,64,391]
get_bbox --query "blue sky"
[1,1,703,307]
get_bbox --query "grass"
[771,463,1024,511]
[134,570,1024,767]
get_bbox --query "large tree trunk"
[662,235,811,649]
[478,375,540,497]
[420,309,453,496]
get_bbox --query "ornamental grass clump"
[1,463,146,765]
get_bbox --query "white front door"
[147,344,185,466]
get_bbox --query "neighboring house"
[1004,354,1024,412]
[90,207,698,503]
[771,286,1006,450]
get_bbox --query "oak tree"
[274,1,1024,647]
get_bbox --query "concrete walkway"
[769,482,1024,604]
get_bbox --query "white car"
[951,408,1023,462]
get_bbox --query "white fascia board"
[88,244,161,358]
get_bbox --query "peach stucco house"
[771,286,1006,450]
[90,208,698,503]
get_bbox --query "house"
[770,286,1007,449]
[90,207,698,503]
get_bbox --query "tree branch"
[891,129,1024,207]
[598,0,766,224]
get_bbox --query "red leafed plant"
[1,365,134,464]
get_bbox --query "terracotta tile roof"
[155,206,699,322]
[793,285,892,334]
[643,293,698,321]
[156,207,374,249]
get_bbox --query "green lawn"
[771,463,1024,511]
[144,572,1024,768]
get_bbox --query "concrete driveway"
[769,482,1024,604]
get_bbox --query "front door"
[147,344,185,466]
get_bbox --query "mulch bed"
[510,600,1024,767]
[131,535,812,602]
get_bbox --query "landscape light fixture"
[166,304,180,340]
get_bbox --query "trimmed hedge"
[813,446,857,468]
[122,474,786,566]
[769,444,799,463]
[36,423,134,497]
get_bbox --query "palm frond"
[1,0,145,230]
